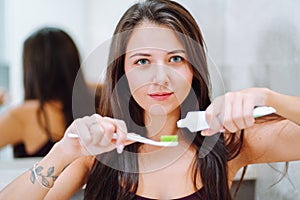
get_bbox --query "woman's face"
[124,22,193,116]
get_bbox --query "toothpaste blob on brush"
[160,135,178,142]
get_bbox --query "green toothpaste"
[160,135,178,142]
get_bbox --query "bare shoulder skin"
[228,119,300,181]
[0,100,65,153]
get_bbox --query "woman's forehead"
[126,22,184,53]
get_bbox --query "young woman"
[0,27,93,157]
[0,0,299,199]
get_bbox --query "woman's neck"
[144,108,180,140]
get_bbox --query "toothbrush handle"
[67,133,122,139]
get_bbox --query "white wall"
[81,0,137,83]
[223,0,300,95]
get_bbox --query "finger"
[84,114,104,145]
[201,128,224,136]
[98,119,116,147]
[223,98,239,133]
[87,117,116,155]
[203,97,225,136]
[114,119,128,153]
[203,115,223,136]
[71,117,100,156]
[76,116,93,144]
[89,122,105,145]
[205,99,223,131]
[231,94,247,130]
[114,119,127,139]
[243,100,255,128]
[100,118,128,154]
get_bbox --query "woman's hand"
[56,114,129,161]
[202,88,269,136]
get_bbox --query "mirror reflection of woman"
[0,27,92,158]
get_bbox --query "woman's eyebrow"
[167,49,186,55]
[129,53,151,58]
[128,49,185,58]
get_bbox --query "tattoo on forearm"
[30,165,58,188]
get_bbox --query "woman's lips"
[148,92,174,101]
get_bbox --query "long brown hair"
[85,1,242,199]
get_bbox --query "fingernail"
[117,144,124,154]
[201,130,208,136]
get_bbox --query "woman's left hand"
[202,88,269,136]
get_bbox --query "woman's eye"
[135,59,150,65]
[169,56,183,63]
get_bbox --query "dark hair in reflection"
[86,0,243,199]
[23,27,92,137]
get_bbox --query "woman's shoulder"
[230,118,299,170]
[11,100,40,112]
[4,101,38,122]
[227,118,287,173]
[11,100,63,116]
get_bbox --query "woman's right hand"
[57,114,129,161]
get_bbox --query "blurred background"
[0,0,299,199]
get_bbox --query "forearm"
[266,89,300,125]
[0,142,78,200]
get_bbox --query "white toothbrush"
[67,132,178,147]
[177,106,276,132]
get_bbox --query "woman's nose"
[152,64,170,85]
